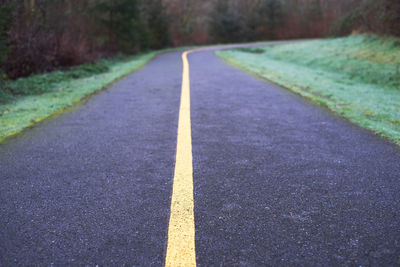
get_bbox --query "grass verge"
[216,34,400,145]
[0,51,163,143]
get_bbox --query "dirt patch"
[236,48,265,54]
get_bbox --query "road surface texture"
[1,45,400,266]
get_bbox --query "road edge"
[216,51,400,147]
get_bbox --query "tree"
[0,2,12,64]
[256,0,284,39]
[0,0,13,95]
[209,0,248,43]
[380,0,400,36]
[94,0,142,52]
[142,0,171,49]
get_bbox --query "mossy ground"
[217,35,400,145]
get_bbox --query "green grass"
[216,34,400,145]
[0,51,159,142]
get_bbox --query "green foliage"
[380,0,400,36]
[330,8,362,36]
[0,1,13,95]
[6,60,113,97]
[331,0,400,37]
[210,0,285,42]
[305,0,323,21]
[209,0,248,43]
[254,0,284,39]
[0,3,12,62]
[143,0,171,49]
[94,0,142,52]
[258,0,284,28]
[93,0,170,52]
[217,35,400,144]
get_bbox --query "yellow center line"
[165,50,197,267]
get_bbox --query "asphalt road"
[1,46,400,266]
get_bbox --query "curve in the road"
[1,44,400,266]
[165,50,196,267]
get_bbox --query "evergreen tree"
[381,0,400,36]
[306,0,323,21]
[0,1,13,94]
[209,0,248,43]
[143,0,171,49]
[0,2,12,64]
[94,0,142,52]
[257,0,284,38]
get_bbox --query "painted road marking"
[165,51,196,267]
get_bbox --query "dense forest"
[0,0,399,80]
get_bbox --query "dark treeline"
[0,0,399,80]
[201,0,400,43]
[0,0,169,79]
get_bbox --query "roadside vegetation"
[0,0,399,142]
[0,52,157,142]
[217,34,400,144]
[1,0,399,80]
